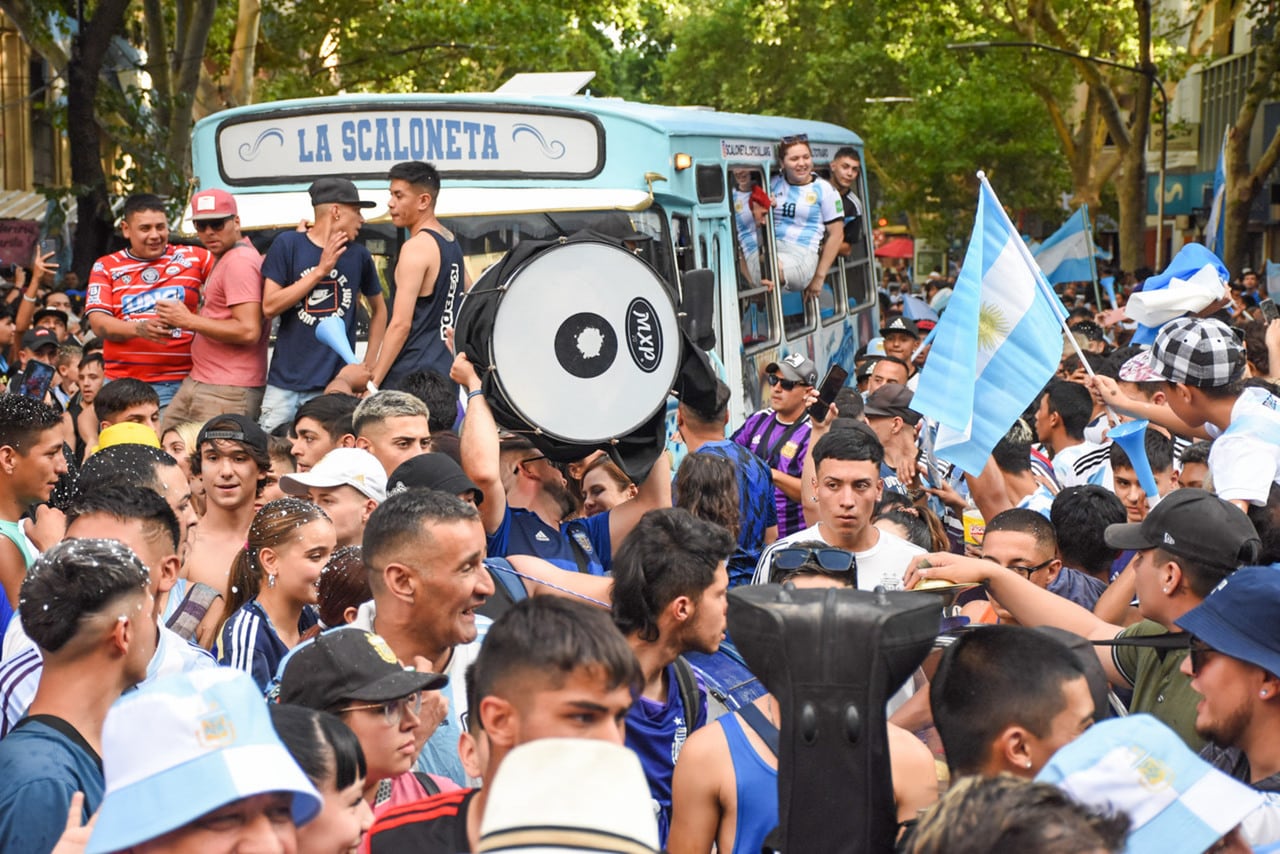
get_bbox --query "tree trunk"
[67,0,133,280]
[228,0,263,107]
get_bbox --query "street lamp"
[948,40,1169,270]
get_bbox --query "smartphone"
[1262,299,1279,323]
[17,360,55,401]
[808,365,849,422]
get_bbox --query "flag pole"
[1084,204,1104,313]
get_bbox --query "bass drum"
[457,239,681,445]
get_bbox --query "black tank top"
[384,228,465,385]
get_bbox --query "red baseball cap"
[188,189,237,221]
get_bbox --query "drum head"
[489,241,680,444]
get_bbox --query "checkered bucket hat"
[1149,317,1244,388]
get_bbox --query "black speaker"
[728,585,941,853]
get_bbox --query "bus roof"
[188,93,862,230]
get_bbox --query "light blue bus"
[189,83,879,426]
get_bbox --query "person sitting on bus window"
[769,134,844,299]
[829,146,864,256]
[731,169,770,288]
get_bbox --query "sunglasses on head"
[766,374,800,391]
[781,133,809,145]
[771,547,855,573]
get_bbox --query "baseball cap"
[86,669,322,854]
[1104,488,1260,570]
[188,188,237,221]
[765,352,818,385]
[1118,350,1159,383]
[388,452,483,504]
[863,384,921,425]
[309,177,376,209]
[749,186,771,209]
[32,307,68,328]
[92,422,161,455]
[21,327,58,351]
[1148,317,1245,388]
[280,447,386,502]
[1176,565,1280,677]
[915,318,937,333]
[879,316,919,338]
[277,627,447,711]
[1242,266,1257,277]
[1036,715,1263,854]
[478,739,659,853]
[197,413,269,457]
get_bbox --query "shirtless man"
[183,414,270,644]
[371,161,468,389]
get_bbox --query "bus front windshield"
[440,207,674,286]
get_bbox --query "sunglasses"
[1188,636,1217,676]
[194,216,233,232]
[765,374,801,391]
[780,133,809,145]
[771,547,855,573]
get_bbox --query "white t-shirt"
[1205,387,1280,505]
[1050,440,1111,488]
[751,522,926,589]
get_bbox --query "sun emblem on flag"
[977,301,1011,353]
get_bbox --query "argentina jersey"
[770,175,842,253]
[733,189,760,256]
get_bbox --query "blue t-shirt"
[694,441,777,586]
[625,662,707,846]
[217,599,319,692]
[261,231,382,391]
[486,506,612,576]
[0,716,103,853]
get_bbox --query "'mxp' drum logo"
[626,298,663,374]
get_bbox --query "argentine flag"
[1204,127,1228,261]
[912,174,1066,475]
[1033,206,1094,284]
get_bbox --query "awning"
[0,189,51,222]
[874,236,914,259]
[179,187,654,234]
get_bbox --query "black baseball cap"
[1104,488,1260,570]
[278,627,447,710]
[879,316,919,338]
[197,413,269,456]
[308,177,376,209]
[21,327,58,351]
[32,308,69,328]
[863,384,921,425]
[388,453,484,505]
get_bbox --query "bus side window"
[672,214,697,275]
[728,166,776,349]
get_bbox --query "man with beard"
[1177,565,1280,843]
[453,353,670,575]
[612,508,735,847]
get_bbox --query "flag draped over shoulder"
[911,174,1066,475]
[1204,127,1228,261]
[1033,206,1094,285]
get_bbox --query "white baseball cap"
[87,669,321,854]
[478,738,659,853]
[280,447,387,502]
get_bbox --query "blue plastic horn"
[314,316,358,365]
[1108,419,1159,499]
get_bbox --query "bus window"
[817,263,844,325]
[844,252,876,312]
[729,166,777,350]
[672,214,697,275]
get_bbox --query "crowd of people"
[0,144,1279,854]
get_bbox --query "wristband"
[22,295,36,303]
[467,389,485,400]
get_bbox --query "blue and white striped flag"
[912,174,1066,475]
[1204,127,1228,261]
[1034,206,1093,284]
[1100,275,1118,310]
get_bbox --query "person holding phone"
[731,352,819,537]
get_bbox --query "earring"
[1262,691,1269,698]
[267,574,277,589]
[1025,760,1033,769]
